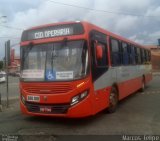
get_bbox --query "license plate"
[40,107,52,113]
[27,95,40,102]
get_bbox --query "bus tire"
[140,77,145,92]
[108,87,118,113]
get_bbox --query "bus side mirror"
[96,45,103,60]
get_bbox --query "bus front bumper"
[20,96,93,118]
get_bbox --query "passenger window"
[130,45,136,64]
[111,39,121,66]
[141,49,145,64]
[148,51,151,62]
[144,50,148,62]
[111,39,119,52]
[122,42,129,65]
[137,48,141,64]
[135,47,138,64]
[95,42,107,67]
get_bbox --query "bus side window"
[128,45,131,64]
[141,49,145,64]
[110,38,121,66]
[130,45,136,65]
[146,50,151,63]
[144,50,147,63]
[148,50,151,62]
[122,42,129,65]
[135,47,138,64]
[137,48,141,64]
[94,42,107,67]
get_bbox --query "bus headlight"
[21,94,26,105]
[71,90,89,106]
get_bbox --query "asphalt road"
[0,75,160,137]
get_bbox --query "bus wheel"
[140,78,145,92]
[108,87,118,113]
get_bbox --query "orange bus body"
[20,21,152,118]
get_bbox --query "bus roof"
[24,21,149,50]
[84,21,149,50]
[28,21,81,30]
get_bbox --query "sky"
[0,0,160,60]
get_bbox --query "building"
[145,45,160,71]
[8,49,20,73]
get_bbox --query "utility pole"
[5,40,10,108]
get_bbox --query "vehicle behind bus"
[0,71,6,83]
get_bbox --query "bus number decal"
[27,95,40,102]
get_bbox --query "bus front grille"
[23,83,73,94]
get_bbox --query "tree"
[0,61,4,70]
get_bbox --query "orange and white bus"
[20,21,152,117]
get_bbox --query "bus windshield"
[21,40,89,81]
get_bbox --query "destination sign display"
[34,28,73,39]
[21,23,84,41]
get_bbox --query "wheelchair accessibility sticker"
[45,70,56,81]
